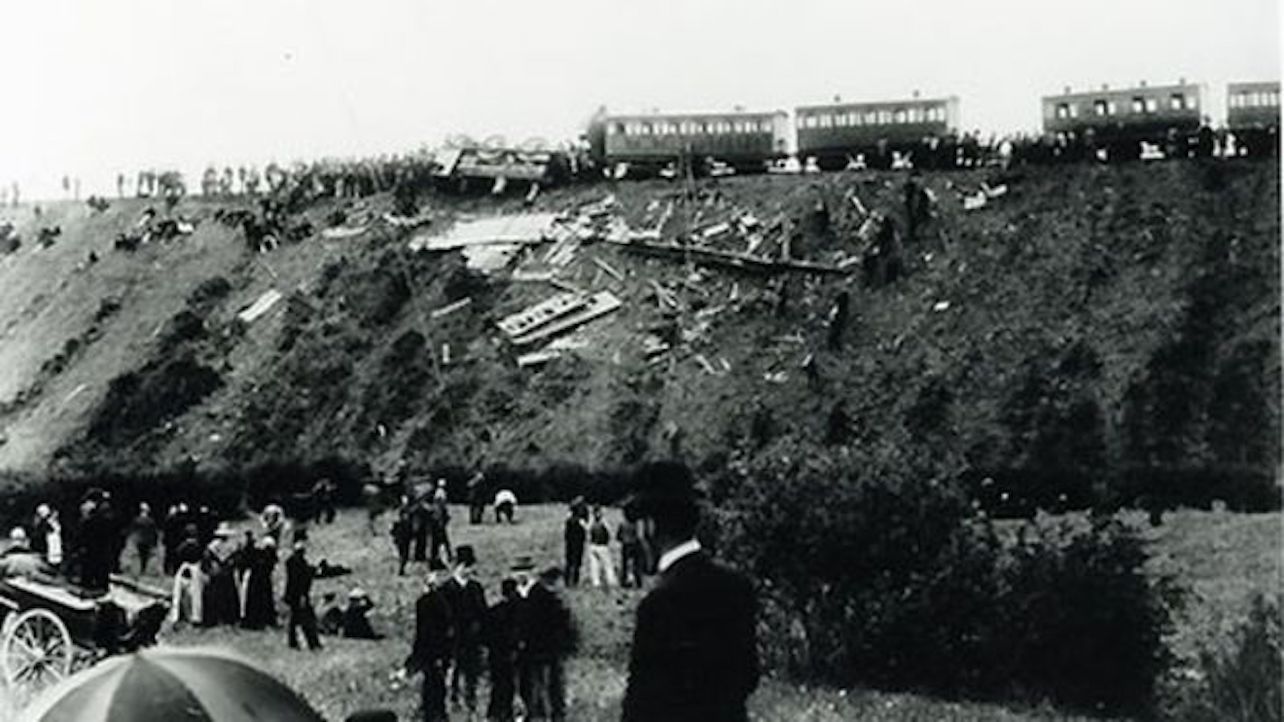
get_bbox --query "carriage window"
[818,114,833,128]
[1271,92,1280,106]
[640,123,653,135]
[1055,103,1071,119]
[893,108,907,123]
[1131,97,1145,113]
[877,110,892,124]
[611,123,625,135]
[1145,97,1158,112]
[1094,100,1109,116]
[1170,94,1185,110]
[1187,95,1197,109]
[1108,100,1118,115]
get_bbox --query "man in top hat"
[406,557,454,722]
[443,545,487,714]
[620,461,759,722]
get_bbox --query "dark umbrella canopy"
[19,647,326,722]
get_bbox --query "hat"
[9,527,28,544]
[348,587,368,600]
[213,522,236,538]
[510,555,535,572]
[428,557,448,572]
[455,545,476,567]
[622,460,703,519]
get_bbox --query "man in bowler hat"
[620,461,759,722]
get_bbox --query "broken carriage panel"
[508,291,622,347]
[496,292,589,338]
[408,212,561,252]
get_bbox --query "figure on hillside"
[391,497,414,575]
[563,498,588,587]
[444,545,487,714]
[485,577,522,722]
[30,503,53,563]
[129,502,159,576]
[586,506,617,589]
[494,489,518,524]
[116,173,126,199]
[405,557,454,722]
[466,471,487,525]
[313,477,337,525]
[430,479,452,564]
[284,540,323,651]
[617,516,646,589]
[620,461,760,722]
[827,291,850,351]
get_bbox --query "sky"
[1,0,1279,200]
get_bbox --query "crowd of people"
[0,462,759,722]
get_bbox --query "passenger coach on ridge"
[1226,81,1280,157]
[795,94,961,171]
[1041,81,1205,161]
[599,110,790,177]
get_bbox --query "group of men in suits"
[405,544,576,722]
[404,460,759,722]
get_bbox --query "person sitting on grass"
[342,587,384,640]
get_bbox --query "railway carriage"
[601,110,790,176]
[1041,81,1205,160]
[795,95,961,170]
[1226,81,1280,157]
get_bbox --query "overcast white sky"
[1,0,1279,199]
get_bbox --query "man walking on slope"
[620,461,759,722]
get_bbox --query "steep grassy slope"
[0,160,1277,508]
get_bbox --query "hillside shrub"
[716,442,1182,716]
[1170,593,1283,722]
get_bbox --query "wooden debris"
[593,257,625,283]
[238,289,284,323]
[430,297,472,319]
[497,293,588,338]
[509,291,622,347]
[607,238,851,275]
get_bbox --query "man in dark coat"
[485,577,521,722]
[620,461,759,722]
[130,503,159,576]
[562,499,587,587]
[443,545,487,714]
[284,540,323,651]
[405,558,454,722]
[517,562,575,722]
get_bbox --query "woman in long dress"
[242,537,279,630]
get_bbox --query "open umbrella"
[17,646,325,722]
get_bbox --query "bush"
[1173,593,1283,722]
[716,440,1182,716]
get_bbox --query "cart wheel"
[2,608,73,694]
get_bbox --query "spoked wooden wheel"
[2,609,73,695]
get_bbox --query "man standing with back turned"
[620,460,759,722]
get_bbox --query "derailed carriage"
[1226,81,1280,157]
[1041,81,1206,161]
[795,95,961,170]
[600,110,790,177]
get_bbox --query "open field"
[3,504,1253,722]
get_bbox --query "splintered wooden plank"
[238,289,283,322]
[509,291,621,347]
[496,292,588,338]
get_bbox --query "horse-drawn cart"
[0,573,168,699]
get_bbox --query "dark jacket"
[283,551,315,606]
[442,576,487,647]
[518,583,575,663]
[485,597,521,660]
[621,551,759,722]
[408,587,454,671]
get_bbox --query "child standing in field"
[586,507,617,588]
